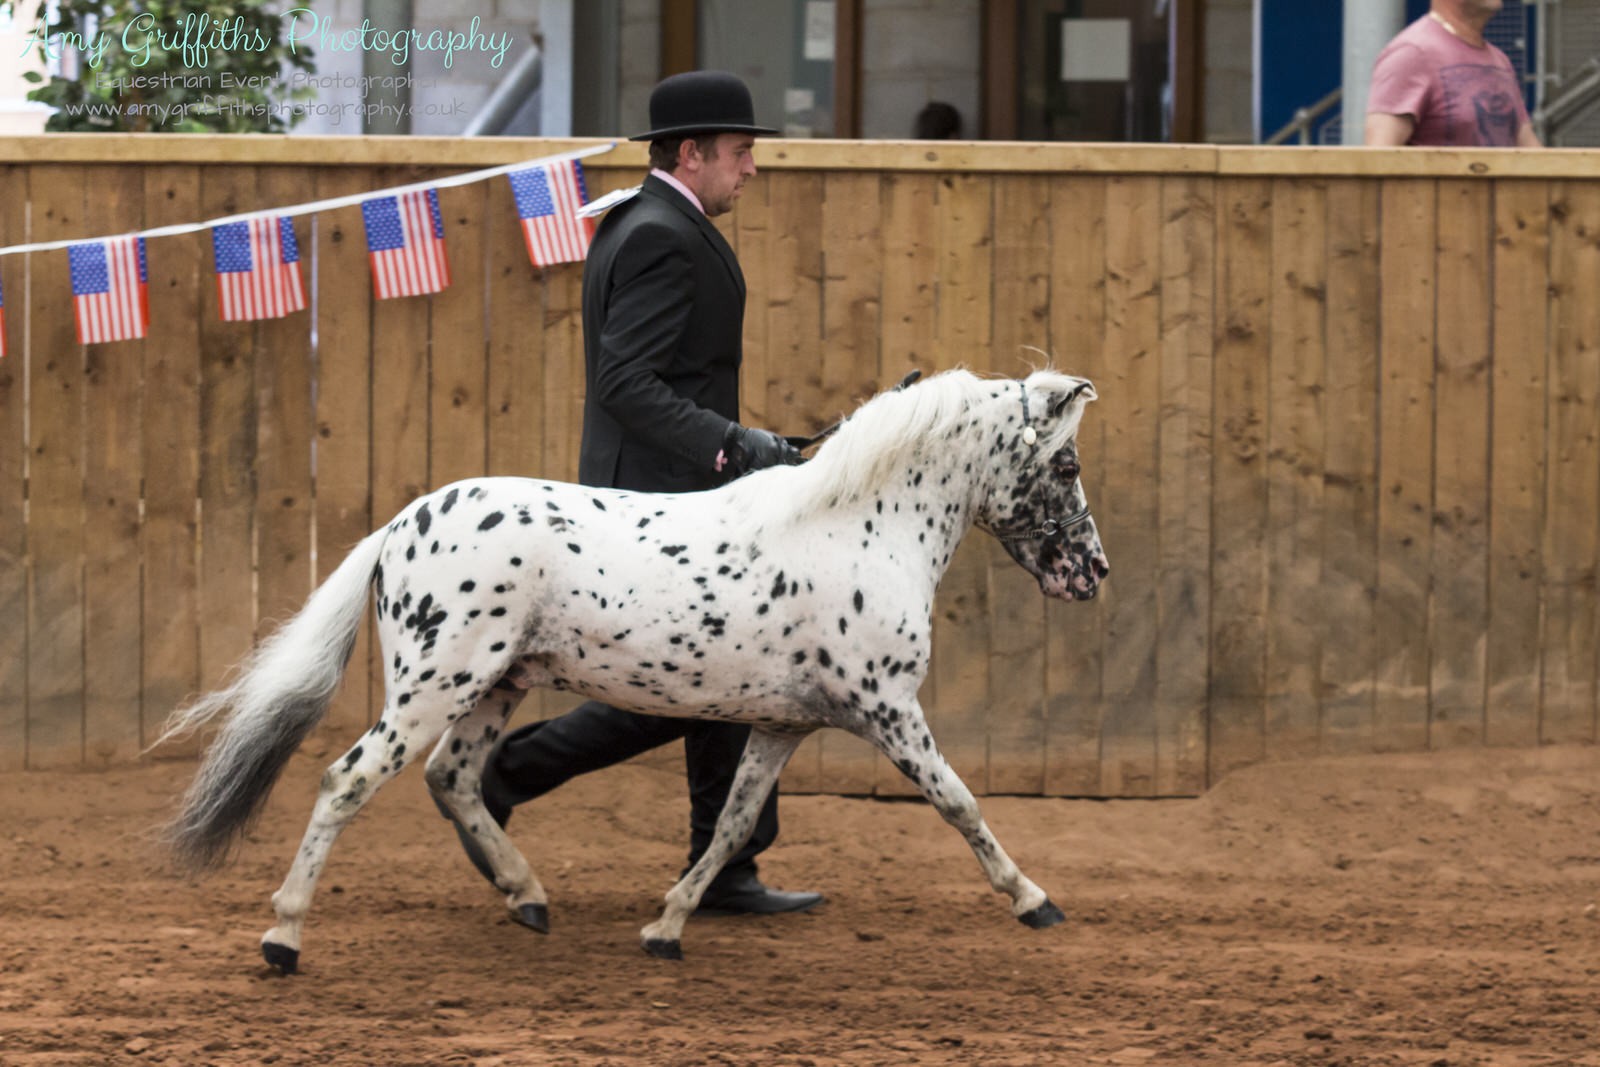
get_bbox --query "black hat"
[630,70,777,141]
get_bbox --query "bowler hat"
[630,70,777,141]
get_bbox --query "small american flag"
[362,188,451,299]
[213,215,307,322]
[508,160,594,267]
[70,236,149,344]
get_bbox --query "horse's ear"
[1046,379,1096,419]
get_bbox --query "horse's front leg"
[639,726,808,960]
[864,703,1064,929]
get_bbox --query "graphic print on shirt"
[1438,63,1521,146]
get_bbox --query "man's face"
[680,133,758,217]
[1458,0,1504,19]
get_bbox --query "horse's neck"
[877,434,987,586]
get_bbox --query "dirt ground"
[4,740,1600,1067]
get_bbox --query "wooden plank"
[314,169,377,737]
[1318,181,1381,755]
[13,133,1600,180]
[253,170,316,644]
[733,170,774,433]
[1429,180,1492,747]
[1154,174,1213,795]
[140,167,202,755]
[367,167,434,714]
[810,170,884,796]
[1540,181,1600,745]
[928,172,993,793]
[1374,179,1436,753]
[1097,175,1162,797]
[0,168,27,768]
[429,180,489,490]
[765,172,825,440]
[486,171,549,480]
[1207,177,1272,784]
[986,173,1051,795]
[196,166,258,695]
[1042,174,1107,795]
[1264,177,1327,762]
[26,166,87,769]
[81,166,146,768]
[1485,181,1549,747]
[875,171,938,795]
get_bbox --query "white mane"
[725,367,1093,523]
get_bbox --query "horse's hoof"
[643,938,683,961]
[1018,899,1066,929]
[261,941,300,974]
[514,902,550,935]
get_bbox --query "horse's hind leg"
[260,704,442,973]
[422,684,549,932]
[640,727,807,960]
[865,702,1063,929]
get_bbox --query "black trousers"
[486,701,780,879]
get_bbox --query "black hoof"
[514,902,550,934]
[261,941,299,974]
[643,938,683,961]
[1018,899,1066,929]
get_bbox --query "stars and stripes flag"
[212,215,306,321]
[69,236,149,344]
[361,188,450,299]
[508,160,594,267]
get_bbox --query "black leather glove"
[721,423,802,477]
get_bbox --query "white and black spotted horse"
[159,367,1110,971]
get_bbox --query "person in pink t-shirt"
[1365,0,1541,147]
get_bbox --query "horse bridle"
[977,381,1094,546]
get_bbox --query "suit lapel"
[641,175,745,300]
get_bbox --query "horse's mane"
[725,366,1090,524]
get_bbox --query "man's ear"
[677,138,703,172]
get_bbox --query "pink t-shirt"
[1368,15,1529,146]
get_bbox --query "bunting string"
[0,142,617,259]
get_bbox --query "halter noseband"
[978,381,1093,546]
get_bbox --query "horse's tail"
[157,526,390,872]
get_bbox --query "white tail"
[158,527,389,870]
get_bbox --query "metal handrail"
[1264,87,1343,146]
[1533,56,1600,144]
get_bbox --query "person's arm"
[1364,111,1416,146]
[1365,41,1426,147]
[1516,122,1542,148]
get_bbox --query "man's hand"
[721,424,802,476]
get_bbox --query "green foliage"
[5,1,317,133]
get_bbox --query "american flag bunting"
[213,215,306,321]
[508,160,594,267]
[362,188,451,299]
[70,236,149,344]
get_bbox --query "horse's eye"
[1052,453,1080,480]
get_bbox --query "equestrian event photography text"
[19,9,514,71]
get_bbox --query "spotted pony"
[159,367,1109,971]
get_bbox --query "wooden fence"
[2,135,1598,796]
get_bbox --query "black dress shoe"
[694,870,824,916]
[431,787,511,885]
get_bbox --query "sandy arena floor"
[4,740,1600,1066]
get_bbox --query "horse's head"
[975,373,1109,601]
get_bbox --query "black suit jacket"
[577,175,745,493]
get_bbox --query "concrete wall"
[1204,0,1253,143]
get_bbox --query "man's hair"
[648,133,722,172]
